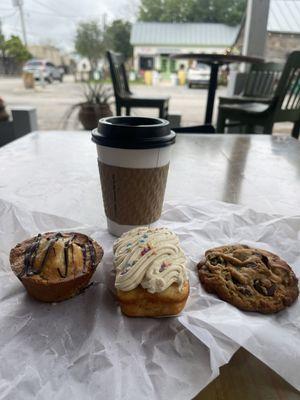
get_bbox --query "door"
[139,56,154,71]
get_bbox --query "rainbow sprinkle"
[141,245,151,256]
[159,261,171,272]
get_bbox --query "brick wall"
[235,29,300,62]
[265,32,300,62]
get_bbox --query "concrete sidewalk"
[0,75,292,134]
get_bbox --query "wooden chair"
[107,51,169,118]
[0,107,38,147]
[217,51,300,138]
[173,125,215,133]
[219,62,283,106]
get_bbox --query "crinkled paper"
[0,198,299,399]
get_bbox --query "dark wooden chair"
[173,125,215,133]
[107,51,169,118]
[217,51,300,138]
[219,62,283,106]
[0,107,38,147]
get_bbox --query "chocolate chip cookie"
[197,244,299,314]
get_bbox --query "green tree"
[0,33,6,59]
[139,0,246,25]
[75,20,104,71]
[104,20,132,60]
[5,35,31,62]
[0,33,31,74]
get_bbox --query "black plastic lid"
[91,116,176,149]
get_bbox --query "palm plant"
[82,81,113,105]
[63,81,114,130]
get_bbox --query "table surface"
[1,131,300,400]
[170,53,264,65]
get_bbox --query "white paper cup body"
[96,145,171,169]
[97,145,172,236]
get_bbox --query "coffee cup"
[92,116,175,236]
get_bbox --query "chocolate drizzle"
[57,235,75,278]
[87,240,96,270]
[81,240,97,272]
[20,233,43,277]
[19,232,97,279]
[82,244,87,273]
[20,233,62,277]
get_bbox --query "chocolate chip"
[267,284,276,296]
[261,255,270,268]
[231,276,242,285]
[238,286,253,296]
[253,279,268,295]
[244,262,257,268]
[209,256,224,266]
[253,279,276,296]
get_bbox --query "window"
[161,57,167,72]
[170,59,176,73]
[139,56,154,70]
[26,61,43,67]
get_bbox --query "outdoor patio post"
[243,0,270,58]
[227,0,270,128]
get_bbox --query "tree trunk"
[89,57,98,74]
[0,49,9,75]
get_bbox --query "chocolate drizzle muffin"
[198,244,299,314]
[10,232,103,302]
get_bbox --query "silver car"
[187,63,210,88]
[23,59,63,83]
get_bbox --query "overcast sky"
[0,0,139,52]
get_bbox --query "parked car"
[187,63,210,88]
[23,59,64,83]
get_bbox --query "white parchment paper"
[0,198,299,399]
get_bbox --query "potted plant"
[0,98,9,122]
[64,82,113,130]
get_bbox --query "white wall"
[77,58,91,72]
[133,45,228,71]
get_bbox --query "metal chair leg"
[262,122,273,135]
[245,124,255,133]
[116,104,121,116]
[216,110,226,133]
[159,106,164,118]
[125,107,130,116]
[164,104,169,119]
[292,121,300,139]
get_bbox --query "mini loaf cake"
[114,226,189,317]
[10,232,103,302]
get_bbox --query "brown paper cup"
[92,117,175,236]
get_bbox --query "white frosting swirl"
[114,226,188,293]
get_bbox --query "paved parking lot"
[0,75,291,133]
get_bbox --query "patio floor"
[0,75,293,134]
